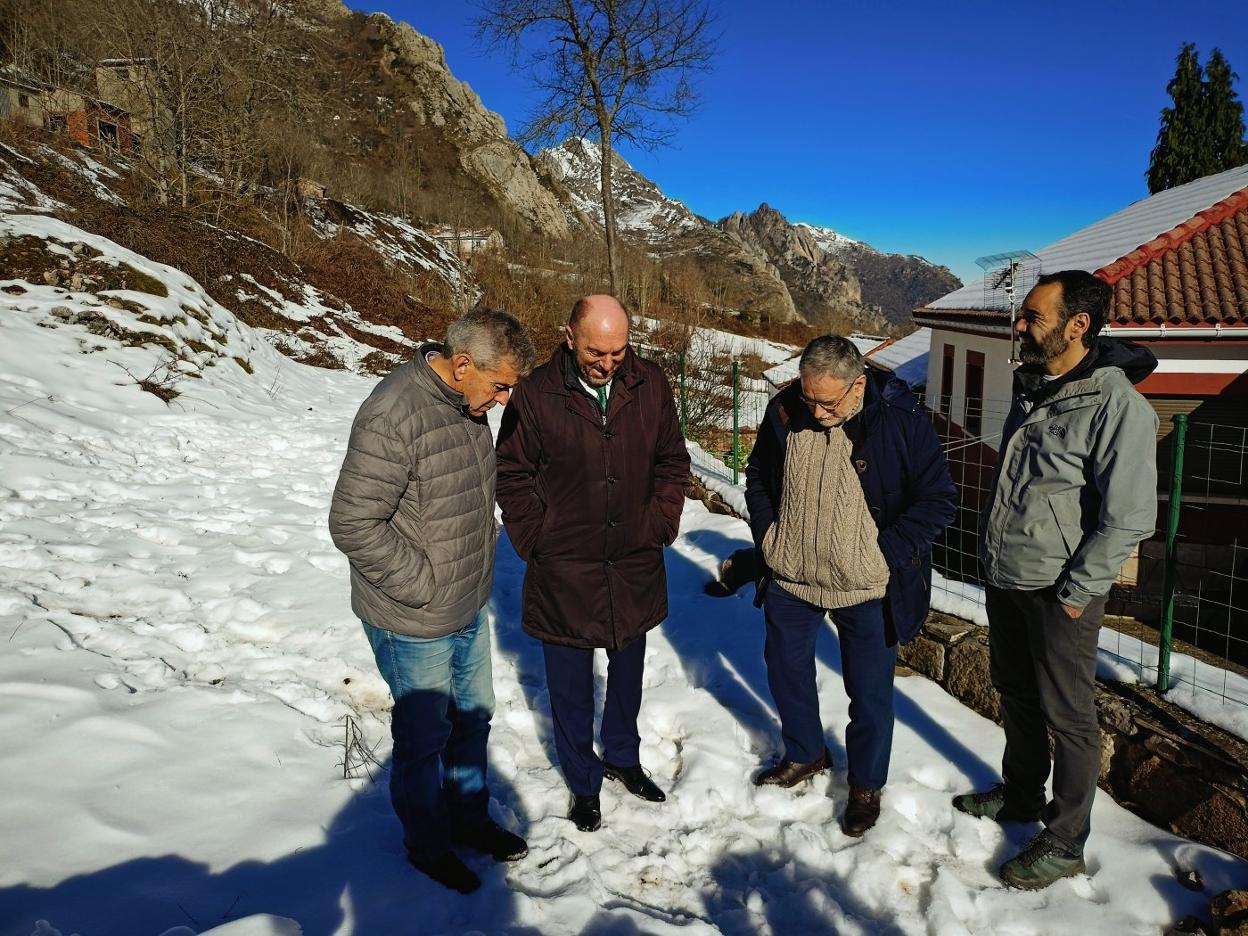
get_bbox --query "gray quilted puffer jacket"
[981,338,1159,610]
[329,344,496,637]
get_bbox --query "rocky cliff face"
[348,11,572,239]
[796,223,962,326]
[719,204,881,332]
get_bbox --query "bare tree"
[477,0,715,294]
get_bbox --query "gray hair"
[798,335,865,383]
[444,308,536,374]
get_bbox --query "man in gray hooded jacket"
[953,270,1158,890]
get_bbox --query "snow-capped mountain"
[538,138,960,328]
[538,137,702,242]
[794,221,863,255]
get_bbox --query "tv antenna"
[975,250,1039,364]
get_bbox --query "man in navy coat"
[745,336,956,835]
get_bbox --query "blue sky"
[355,1,1247,284]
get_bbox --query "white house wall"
[925,327,1015,450]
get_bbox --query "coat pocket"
[1046,492,1082,559]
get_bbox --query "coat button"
[608,519,618,527]
[606,476,617,484]
[604,430,614,439]
[605,559,614,567]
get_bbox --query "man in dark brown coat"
[496,295,690,832]
[329,309,534,894]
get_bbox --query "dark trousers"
[542,637,646,797]
[763,583,896,790]
[987,585,1107,854]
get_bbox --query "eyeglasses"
[800,376,861,414]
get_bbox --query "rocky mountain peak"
[718,203,870,331]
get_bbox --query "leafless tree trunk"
[477,0,715,298]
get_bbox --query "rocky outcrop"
[796,223,962,327]
[719,204,888,334]
[833,242,961,328]
[355,14,571,239]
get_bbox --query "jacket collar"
[776,368,914,437]
[537,343,647,396]
[1013,337,1158,407]
[409,341,475,419]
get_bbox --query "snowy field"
[3,300,1248,936]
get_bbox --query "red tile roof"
[1096,187,1248,327]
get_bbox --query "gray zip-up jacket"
[981,338,1159,609]
[329,344,496,637]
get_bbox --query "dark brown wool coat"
[496,345,690,649]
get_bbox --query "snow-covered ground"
[4,273,1248,936]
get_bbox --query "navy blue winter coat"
[744,371,957,645]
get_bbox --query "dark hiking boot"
[453,819,528,862]
[409,851,480,894]
[952,783,1042,822]
[570,794,602,832]
[753,748,832,788]
[841,786,882,837]
[999,830,1086,890]
[604,762,666,802]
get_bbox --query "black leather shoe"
[570,794,602,831]
[603,762,667,802]
[409,851,480,894]
[753,748,832,788]
[453,819,528,862]
[842,786,882,837]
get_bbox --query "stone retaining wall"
[900,613,1248,862]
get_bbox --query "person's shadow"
[0,715,541,936]
[491,530,562,768]
[665,526,997,792]
[661,526,844,768]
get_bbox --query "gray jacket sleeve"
[1056,390,1159,609]
[328,411,436,609]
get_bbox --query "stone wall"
[900,613,1248,862]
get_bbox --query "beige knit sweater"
[761,425,889,609]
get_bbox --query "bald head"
[566,294,630,387]
[569,294,629,331]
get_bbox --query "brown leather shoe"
[842,786,882,836]
[753,748,832,788]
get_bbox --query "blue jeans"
[763,584,896,790]
[363,609,495,862]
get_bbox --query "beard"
[1018,328,1070,366]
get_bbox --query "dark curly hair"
[1035,270,1111,348]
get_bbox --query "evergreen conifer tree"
[1148,44,1210,193]
[1204,49,1248,176]
[1148,44,1248,193]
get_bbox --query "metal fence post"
[1158,412,1188,693]
[732,359,740,485]
[679,351,687,436]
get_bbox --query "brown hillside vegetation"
[1,0,829,371]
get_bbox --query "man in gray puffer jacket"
[953,270,1158,890]
[329,309,534,894]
